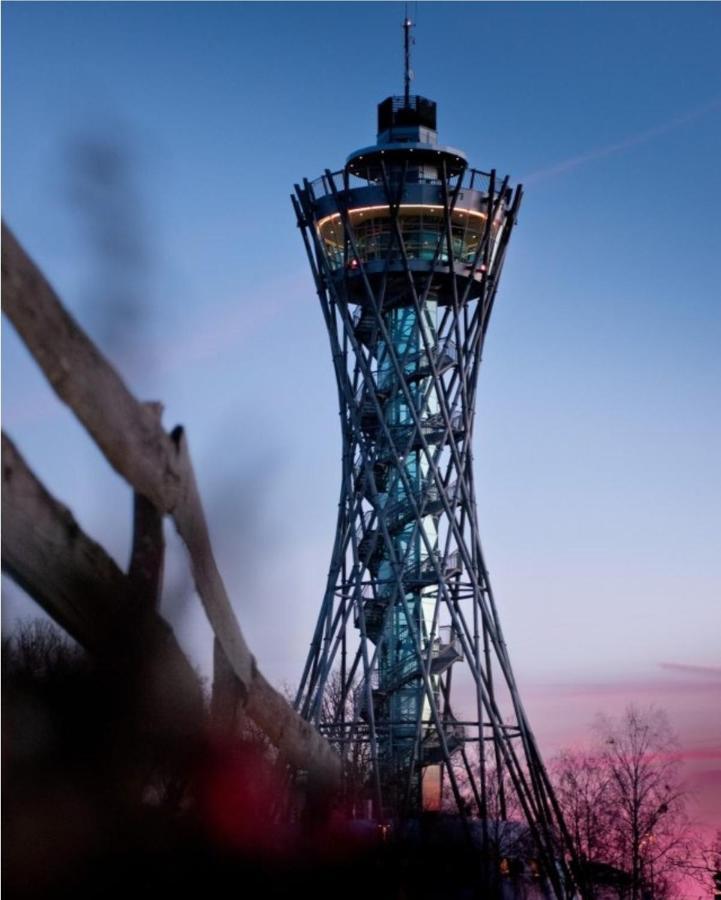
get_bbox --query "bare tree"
[599,706,694,899]
[319,669,372,818]
[551,748,615,874]
[711,830,721,899]
[552,705,711,900]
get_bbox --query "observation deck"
[299,95,515,305]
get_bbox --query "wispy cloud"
[659,661,721,678]
[523,96,721,184]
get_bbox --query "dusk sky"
[3,2,720,845]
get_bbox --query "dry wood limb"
[1,222,340,787]
[1,432,203,722]
[2,431,128,648]
[1,226,177,513]
[212,635,240,731]
[1,222,253,682]
[128,403,165,610]
[129,490,165,609]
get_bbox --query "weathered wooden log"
[128,489,165,609]
[127,402,166,611]
[2,226,177,509]
[1,432,203,729]
[2,431,128,648]
[2,222,340,787]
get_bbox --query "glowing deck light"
[316,204,488,231]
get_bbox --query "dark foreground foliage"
[2,622,519,900]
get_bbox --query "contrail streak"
[659,661,721,678]
[523,96,721,184]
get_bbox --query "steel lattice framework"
[292,94,577,898]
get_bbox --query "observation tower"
[292,20,576,898]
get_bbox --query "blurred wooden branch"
[129,489,165,609]
[1,432,203,723]
[3,431,136,650]
[128,402,166,611]
[1,221,340,787]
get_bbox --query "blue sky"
[3,2,720,792]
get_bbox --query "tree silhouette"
[552,705,711,899]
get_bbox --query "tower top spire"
[403,6,414,106]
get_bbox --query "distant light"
[479,264,488,273]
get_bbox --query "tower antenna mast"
[403,6,413,106]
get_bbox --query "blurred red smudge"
[196,739,287,856]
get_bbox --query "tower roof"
[377,95,437,134]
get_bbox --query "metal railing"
[382,479,457,531]
[354,340,457,404]
[308,167,507,200]
[403,550,462,585]
[376,336,458,381]
[355,509,379,551]
[384,411,465,450]
[423,720,466,749]
[438,625,463,659]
